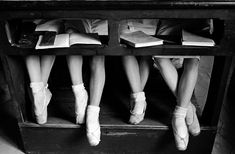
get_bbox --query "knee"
[122,56,135,64]
[140,56,151,64]
[153,58,169,70]
[184,58,200,72]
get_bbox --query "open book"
[120,31,163,48]
[182,30,215,46]
[35,33,101,49]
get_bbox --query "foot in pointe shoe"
[172,106,189,151]
[31,83,52,125]
[86,105,101,146]
[186,103,201,136]
[87,126,101,146]
[72,84,88,124]
[129,92,147,125]
[129,101,147,125]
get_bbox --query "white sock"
[131,92,146,114]
[174,106,187,117]
[72,83,85,94]
[30,82,44,94]
[86,105,100,131]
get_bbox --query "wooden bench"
[0,1,235,153]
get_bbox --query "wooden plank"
[1,1,235,11]
[1,1,235,21]
[4,45,227,56]
[1,9,235,21]
[218,20,235,54]
[19,124,216,154]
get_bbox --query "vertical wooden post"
[108,19,120,48]
[98,19,131,55]
[202,56,235,126]
[0,21,27,122]
[202,20,235,126]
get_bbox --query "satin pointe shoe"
[186,103,201,136]
[87,125,101,146]
[129,92,147,125]
[72,84,88,124]
[172,106,189,151]
[31,82,52,124]
[86,105,101,146]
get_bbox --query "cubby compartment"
[16,55,216,153]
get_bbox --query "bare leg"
[173,58,199,150]
[155,57,200,150]
[67,55,87,124]
[177,58,201,136]
[154,57,199,108]
[25,55,42,82]
[154,56,200,111]
[177,58,199,108]
[154,58,178,95]
[41,55,56,85]
[122,56,147,124]
[154,57,200,109]
[66,55,83,85]
[89,56,105,106]
[139,56,150,90]
[25,55,54,124]
[86,56,105,146]
[122,56,142,93]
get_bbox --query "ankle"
[72,83,86,94]
[86,105,100,130]
[173,106,187,119]
[173,106,188,138]
[87,105,100,121]
[131,91,146,102]
[30,82,44,94]
[186,103,194,125]
[130,92,146,114]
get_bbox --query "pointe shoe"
[129,92,147,125]
[86,105,101,146]
[87,126,101,146]
[31,82,52,124]
[186,103,201,136]
[72,84,88,124]
[172,106,189,151]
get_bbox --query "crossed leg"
[154,57,200,150]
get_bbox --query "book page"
[35,33,70,49]
[182,30,215,46]
[69,33,101,46]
